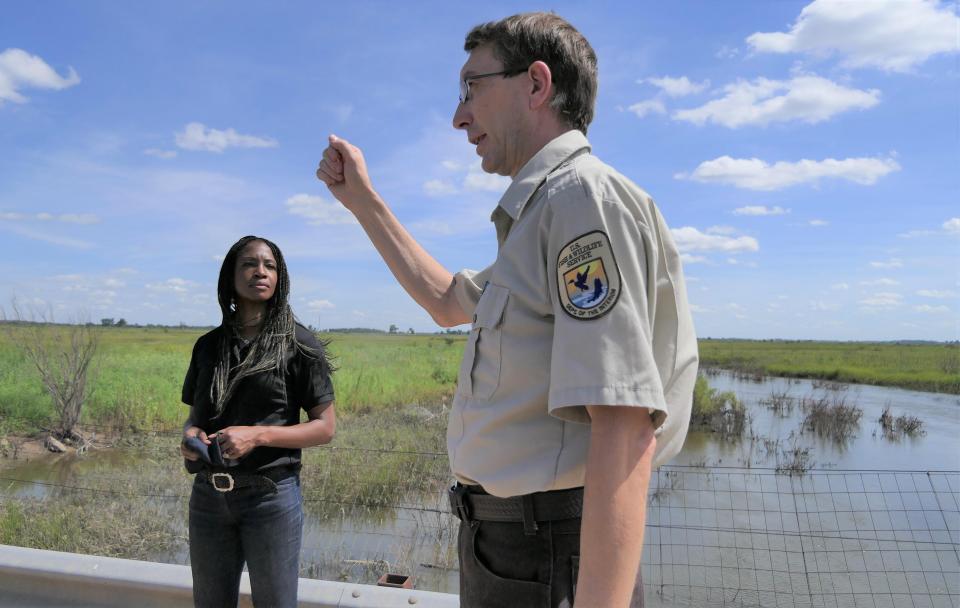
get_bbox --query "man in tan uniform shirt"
[316,12,697,608]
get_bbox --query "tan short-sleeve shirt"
[449,130,698,498]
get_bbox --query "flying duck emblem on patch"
[557,230,621,319]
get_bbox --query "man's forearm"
[352,194,467,327]
[576,405,656,607]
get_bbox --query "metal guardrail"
[0,544,458,608]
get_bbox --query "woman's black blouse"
[182,323,334,472]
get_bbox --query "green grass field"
[0,326,465,434]
[699,339,959,394]
[0,326,956,436]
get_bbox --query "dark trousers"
[456,489,644,608]
[189,474,303,608]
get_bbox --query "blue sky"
[1,1,957,340]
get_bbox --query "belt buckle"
[449,483,471,522]
[211,472,234,492]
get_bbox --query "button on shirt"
[448,130,698,498]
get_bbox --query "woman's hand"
[181,426,210,460]
[211,426,263,460]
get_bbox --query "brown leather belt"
[448,483,584,525]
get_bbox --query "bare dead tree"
[1,300,99,441]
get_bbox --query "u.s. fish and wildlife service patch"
[557,230,621,319]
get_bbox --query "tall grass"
[691,375,747,439]
[700,339,959,394]
[0,326,466,434]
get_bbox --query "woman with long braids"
[180,235,336,608]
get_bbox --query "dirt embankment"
[1,431,116,462]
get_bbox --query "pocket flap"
[472,284,509,330]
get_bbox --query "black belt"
[197,465,299,493]
[449,483,583,534]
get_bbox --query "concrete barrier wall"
[0,545,458,608]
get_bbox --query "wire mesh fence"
[644,466,959,608]
[0,438,957,605]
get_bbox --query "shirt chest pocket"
[459,284,509,401]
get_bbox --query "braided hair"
[210,235,331,417]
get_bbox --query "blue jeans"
[189,473,303,608]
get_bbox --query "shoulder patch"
[556,230,621,320]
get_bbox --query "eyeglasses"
[458,67,528,104]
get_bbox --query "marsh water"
[680,372,960,472]
[2,372,958,602]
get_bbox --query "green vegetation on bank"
[1,327,956,438]
[0,326,465,435]
[699,339,959,394]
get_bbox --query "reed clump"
[691,375,748,439]
[879,406,925,440]
[760,390,795,416]
[801,395,863,444]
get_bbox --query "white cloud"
[644,76,709,97]
[1,210,99,226]
[285,193,357,225]
[859,292,902,309]
[706,225,737,235]
[733,205,790,216]
[716,45,740,60]
[831,283,849,290]
[463,163,509,192]
[307,299,335,311]
[175,122,278,153]
[2,224,94,249]
[671,226,759,253]
[860,278,899,286]
[146,278,196,294]
[917,289,957,299]
[808,219,829,227]
[810,299,840,311]
[689,304,711,313]
[678,155,900,190]
[680,254,708,264]
[410,220,455,236]
[914,304,950,314]
[0,48,80,105]
[746,0,960,72]
[423,179,458,197]
[898,217,960,238]
[898,229,937,238]
[441,160,463,171]
[627,99,666,118]
[58,213,99,225]
[726,303,748,319]
[332,104,353,123]
[870,258,903,269]
[144,148,177,159]
[672,76,879,128]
